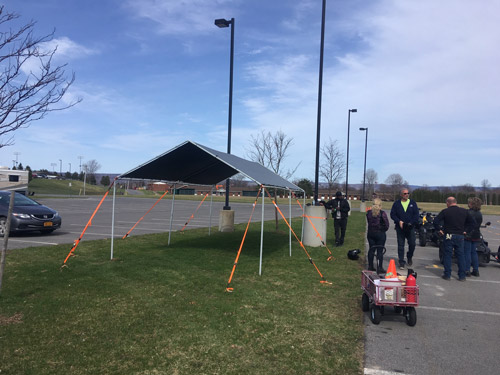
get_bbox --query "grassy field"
[0,213,367,374]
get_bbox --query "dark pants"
[367,231,386,270]
[334,218,348,244]
[443,234,466,279]
[395,225,416,266]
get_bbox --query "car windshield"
[0,192,40,207]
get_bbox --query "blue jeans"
[464,240,479,272]
[443,234,466,279]
[395,226,416,266]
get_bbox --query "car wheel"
[0,216,6,237]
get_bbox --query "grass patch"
[1,213,367,375]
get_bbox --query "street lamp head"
[350,109,357,113]
[359,127,367,131]
[215,18,232,28]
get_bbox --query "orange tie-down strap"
[225,186,263,292]
[62,178,117,265]
[263,187,332,285]
[180,192,209,232]
[122,190,169,239]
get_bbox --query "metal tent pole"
[301,194,306,242]
[168,184,176,246]
[259,187,265,276]
[209,185,214,236]
[110,183,116,259]
[289,190,292,257]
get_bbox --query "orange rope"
[122,190,169,239]
[264,188,331,284]
[180,192,209,232]
[225,186,262,292]
[63,178,117,264]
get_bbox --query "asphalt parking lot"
[5,196,304,250]
[363,214,500,375]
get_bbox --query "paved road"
[363,214,500,375]
[5,196,304,250]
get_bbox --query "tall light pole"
[59,159,62,175]
[78,156,84,173]
[314,0,327,205]
[345,109,357,199]
[215,17,234,211]
[359,127,368,202]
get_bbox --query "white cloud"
[123,0,238,36]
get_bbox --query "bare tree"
[0,6,80,148]
[83,159,101,185]
[247,130,299,180]
[385,173,407,200]
[247,130,299,230]
[481,179,491,205]
[365,168,378,199]
[320,138,345,198]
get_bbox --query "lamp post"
[345,109,357,199]
[359,127,368,202]
[313,0,327,205]
[215,17,234,211]
[59,159,62,176]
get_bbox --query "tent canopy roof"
[119,141,302,191]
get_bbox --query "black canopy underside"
[119,141,302,191]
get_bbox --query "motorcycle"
[416,211,442,247]
[475,222,500,266]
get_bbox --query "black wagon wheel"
[405,307,417,326]
[361,293,370,312]
[370,304,381,325]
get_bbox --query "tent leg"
[209,185,214,236]
[111,183,116,260]
[168,184,176,246]
[259,187,265,276]
[289,190,292,257]
[301,195,306,242]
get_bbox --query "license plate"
[44,222,53,227]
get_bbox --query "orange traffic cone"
[385,259,397,279]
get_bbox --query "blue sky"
[1,0,499,187]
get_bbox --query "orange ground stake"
[264,188,331,285]
[225,186,262,292]
[180,192,209,232]
[63,179,116,264]
[122,190,169,239]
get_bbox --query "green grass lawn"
[0,213,367,375]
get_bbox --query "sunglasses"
[402,192,409,195]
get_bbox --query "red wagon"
[361,270,419,326]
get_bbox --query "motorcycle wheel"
[419,228,426,247]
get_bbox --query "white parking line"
[419,305,500,317]
[418,274,500,284]
[365,369,412,375]
[8,239,59,245]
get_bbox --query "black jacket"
[324,198,350,220]
[433,205,475,235]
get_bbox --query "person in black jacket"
[390,188,420,269]
[464,197,482,277]
[366,198,390,274]
[324,191,350,246]
[433,196,475,281]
